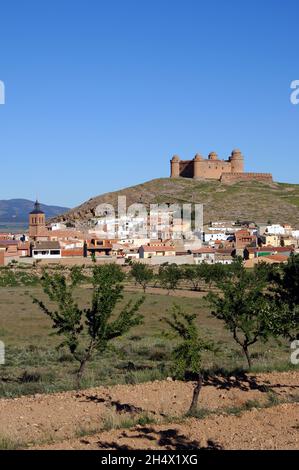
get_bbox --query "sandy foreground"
[0,371,298,450]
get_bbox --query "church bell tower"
[29,200,46,240]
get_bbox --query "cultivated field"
[0,285,298,450]
[0,285,295,398]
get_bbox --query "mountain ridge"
[0,199,69,223]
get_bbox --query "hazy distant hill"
[51,178,299,228]
[0,199,69,223]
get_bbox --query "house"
[191,247,215,264]
[260,246,294,256]
[139,245,176,259]
[265,224,286,235]
[243,247,258,260]
[32,241,62,259]
[123,249,140,260]
[48,229,86,242]
[85,239,113,257]
[235,230,257,250]
[244,254,289,267]
[264,234,280,247]
[280,237,298,247]
[214,253,234,264]
[0,240,19,259]
[203,230,228,243]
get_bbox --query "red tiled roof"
[140,245,176,252]
[259,245,294,252]
[192,247,215,254]
[263,255,289,263]
[0,240,18,246]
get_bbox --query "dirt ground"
[0,371,298,450]
[35,403,299,450]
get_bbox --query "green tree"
[270,254,299,341]
[158,263,181,294]
[182,265,206,291]
[208,264,275,369]
[165,305,214,414]
[130,262,154,292]
[33,264,144,386]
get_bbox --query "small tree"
[165,305,214,414]
[182,265,206,291]
[158,263,181,294]
[130,262,154,292]
[33,264,144,386]
[208,264,275,369]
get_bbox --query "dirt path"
[0,371,298,449]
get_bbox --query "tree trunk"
[188,372,203,415]
[76,342,95,388]
[243,346,252,369]
[76,359,87,388]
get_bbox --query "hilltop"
[0,199,69,223]
[52,178,299,228]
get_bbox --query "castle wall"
[178,159,232,179]
[179,161,194,178]
[220,172,273,183]
[195,160,231,180]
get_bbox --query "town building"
[32,241,62,259]
[139,245,176,259]
[191,247,216,264]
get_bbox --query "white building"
[50,222,67,231]
[204,231,229,243]
[265,224,285,235]
[192,247,215,264]
[32,241,62,259]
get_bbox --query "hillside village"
[1,198,299,268]
[1,152,298,268]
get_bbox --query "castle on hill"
[170,149,272,183]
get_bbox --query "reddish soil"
[0,371,298,449]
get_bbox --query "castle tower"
[29,200,46,240]
[230,149,244,173]
[170,155,180,177]
[208,151,219,161]
[193,154,203,179]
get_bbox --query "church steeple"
[29,200,46,240]
[30,200,45,215]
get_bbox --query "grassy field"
[0,285,294,398]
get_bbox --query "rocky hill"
[52,178,299,228]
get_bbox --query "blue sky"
[0,0,298,207]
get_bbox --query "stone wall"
[220,172,273,183]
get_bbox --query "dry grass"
[53,178,299,227]
[0,284,294,398]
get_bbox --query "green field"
[0,285,294,398]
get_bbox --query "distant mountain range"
[0,199,69,223]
